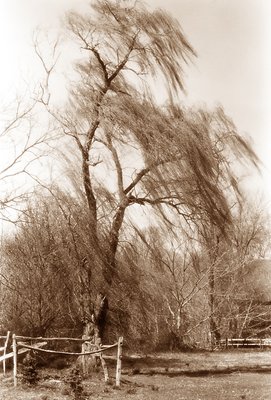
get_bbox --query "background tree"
[210,200,271,340]
[0,92,57,225]
[0,193,78,336]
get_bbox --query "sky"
[0,0,270,214]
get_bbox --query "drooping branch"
[107,33,138,84]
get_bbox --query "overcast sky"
[0,0,270,211]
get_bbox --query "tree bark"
[82,153,97,234]
[208,235,221,349]
[79,293,108,376]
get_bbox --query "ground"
[0,350,271,399]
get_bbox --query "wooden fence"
[219,338,271,349]
[0,333,123,388]
[0,332,10,376]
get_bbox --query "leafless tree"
[0,92,60,226]
[0,194,78,336]
[33,0,259,366]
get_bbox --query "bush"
[64,366,84,400]
[21,352,39,385]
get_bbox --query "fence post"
[82,337,87,377]
[12,334,17,387]
[99,342,109,383]
[3,331,10,376]
[115,336,123,387]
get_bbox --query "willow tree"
[39,0,258,361]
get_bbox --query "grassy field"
[0,350,271,399]
[121,349,271,375]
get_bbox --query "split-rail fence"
[0,332,123,388]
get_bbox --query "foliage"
[64,366,84,400]
[48,0,259,344]
[0,191,82,336]
[1,191,270,348]
[21,352,39,385]
[196,200,271,342]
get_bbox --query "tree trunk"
[208,235,221,349]
[82,153,97,234]
[78,150,124,376]
[79,293,108,377]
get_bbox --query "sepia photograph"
[0,0,270,399]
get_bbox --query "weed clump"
[21,352,39,385]
[64,366,84,400]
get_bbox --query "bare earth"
[0,350,271,399]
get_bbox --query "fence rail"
[15,335,87,342]
[0,331,10,375]
[17,341,118,356]
[219,338,271,348]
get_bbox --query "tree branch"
[124,156,180,195]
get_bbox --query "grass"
[120,348,271,375]
[0,350,271,399]
[127,372,271,400]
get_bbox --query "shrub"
[21,352,39,385]
[64,366,84,400]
